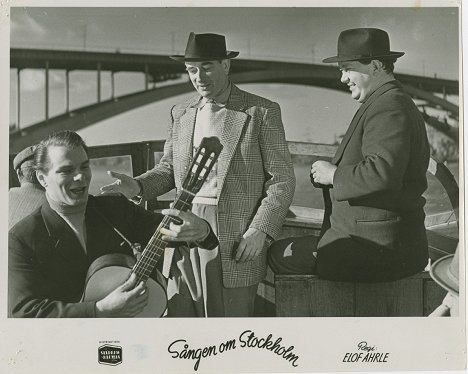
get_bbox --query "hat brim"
[322,51,405,63]
[13,146,36,170]
[430,254,458,295]
[170,51,239,62]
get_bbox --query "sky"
[8,5,460,145]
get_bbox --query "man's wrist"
[330,167,337,185]
[130,179,144,204]
[196,222,211,243]
[94,301,104,318]
[135,179,143,197]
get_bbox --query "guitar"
[82,136,223,317]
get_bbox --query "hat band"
[338,52,397,59]
[185,52,229,59]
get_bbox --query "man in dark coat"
[269,28,430,282]
[8,131,217,318]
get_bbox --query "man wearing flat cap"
[269,28,430,282]
[102,32,295,317]
[9,145,46,229]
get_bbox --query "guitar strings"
[131,149,218,283]
[133,191,194,281]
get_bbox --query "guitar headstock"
[182,137,223,194]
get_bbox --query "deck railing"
[8,139,459,316]
[9,139,459,255]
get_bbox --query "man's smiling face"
[339,60,376,103]
[37,145,91,206]
[185,60,230,98]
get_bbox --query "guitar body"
[82,253,167,318]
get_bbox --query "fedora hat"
[323,28,404,63]
[170,32,239,62]
[13,145,36,170]
[430,246,459,295]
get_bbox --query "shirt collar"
[196,82,232,108]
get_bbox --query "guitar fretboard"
[132,189,194,283]
[130,137,222,284]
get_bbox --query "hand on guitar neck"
[95,273,148,317]
[159,209,211,243]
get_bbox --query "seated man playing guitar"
[8,130,218,318]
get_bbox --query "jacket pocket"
[354,216,402,251]
[356,216,401,223]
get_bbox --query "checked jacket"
[137,84,296,288]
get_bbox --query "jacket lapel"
[217,85,249,197]
[174,97,199,186]
[39,201,87,265]
[332,80,400,165]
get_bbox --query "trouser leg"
[268,235,318,274]
[166,246,205,317]
[166,203,260,317]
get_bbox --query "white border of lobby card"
[0,0,465,374]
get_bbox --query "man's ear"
[222,59,231,75]
[371,59,383,74]
[36,170,47,188]
[15,169,23,181]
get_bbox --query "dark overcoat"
[316,80,430,282]
[8,194,217,317]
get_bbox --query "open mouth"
[69,186,87,195]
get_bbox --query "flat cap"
[13,145,36,170]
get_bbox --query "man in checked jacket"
[102,32,296,317]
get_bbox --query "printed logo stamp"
[98,344,122,366]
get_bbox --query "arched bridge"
[10,48,459,152]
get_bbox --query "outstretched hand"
[100,171,141,199]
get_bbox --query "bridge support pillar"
[111,71,115,99]
[145,64,149,91]
[16,68,21,130]
[66,70,70,113]
[45,60,49,122]
[97,62,101,103]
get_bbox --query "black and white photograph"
[0,0,465,373]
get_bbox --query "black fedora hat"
[170,32,239,62]
[323,28,404,63]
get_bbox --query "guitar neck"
[130,136,223,283]
[131,189,195,283]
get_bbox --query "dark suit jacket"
[8,194,218,318]
[316,80,430,282]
